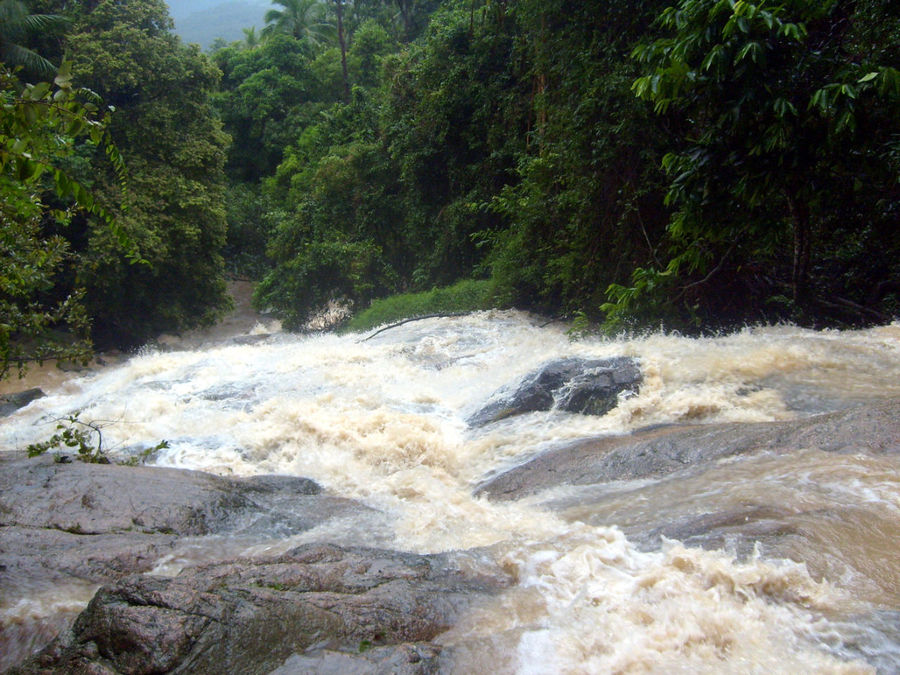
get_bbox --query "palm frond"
[1,42,56,77]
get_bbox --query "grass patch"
[345,279,498,333]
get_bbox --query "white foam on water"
[444,533,873,673]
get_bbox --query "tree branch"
[358,312,470,342]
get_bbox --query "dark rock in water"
[15,544,510,675]
[468,357,641,426]
[0,388,45,417]
[636,504,801,557]
[237,473,322,496]
[475,399,900,501]
[231,333,271,346]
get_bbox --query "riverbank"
[0,281,277,402]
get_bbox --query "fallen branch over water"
[358,312,470,342]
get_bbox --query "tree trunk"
[398,0,413,39]
[533,13,547,149]
[786,190,811,304]
[334,0,350,102]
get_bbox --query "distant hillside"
[168,0,268,49]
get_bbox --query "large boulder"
[467,356,642,426]
[0,454,362,541]
[14,544,510,675]
[0,455,254,537]
[0,454,372,672]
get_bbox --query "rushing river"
[2,312,899,673]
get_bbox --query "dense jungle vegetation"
[1,0,898,378]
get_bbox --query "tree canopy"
[1,0,232,379]
[63,0,231,346]
[216,0,899,331]
[0,63,125,377]
[605,0,900,327]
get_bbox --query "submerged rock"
[0,388,45,417]
[467,356,642,426]
[475,400,900,501]
[15,544,510,675]
[230,333,271,346]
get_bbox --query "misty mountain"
[167,0,269,48]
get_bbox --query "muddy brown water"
[2,309,899,672]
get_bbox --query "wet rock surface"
[0,455,254,537]
[271,643,442,675]
[467,357,642,426]
[13,544,509,675]
[475,400,900,603]
[475,400,900,500]
[0,455,373,671]
[4,399,899,673]
[0,455,361,540]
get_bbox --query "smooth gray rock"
[468,357,642,426]
[475,400,900,501]
[271,643,441,674]
[0,455,374,672]
[0,454,253,536]
[15,544,510,675]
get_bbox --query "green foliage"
[214,33,323,181]
[64,0,232,347]
[256,84,406,324]
[382,1,527,286]
[262,0,333,51]
[27,412,105,462]
[485,0,670,319]
[0,0,68,79]
[230,0,899,335]
[0,62,130,379]
[608,0,900,327]
[255,238,393,329]
[347,19,397,87]
[26,411,169,464]
[224,181,274,277]
[345,278,496,332]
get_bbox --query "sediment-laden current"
[2,312,899,672]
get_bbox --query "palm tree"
[0,0,68,79]
[242,26,261,49]
[262,0,332,51]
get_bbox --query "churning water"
[2,312,899,673]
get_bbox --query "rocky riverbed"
[3,314,900,672]
[0,454,509,673]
